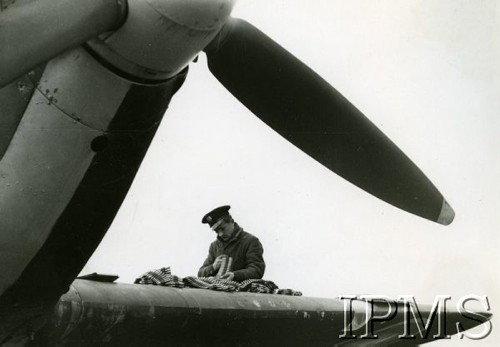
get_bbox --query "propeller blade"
[204,18,454,225]
[0,0,126,88]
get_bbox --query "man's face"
[214,220,235,241]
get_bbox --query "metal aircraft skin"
[0,0,486,345]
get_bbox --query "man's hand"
[220,272,234,281]
[212,255,226,271]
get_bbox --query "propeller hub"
[147,0,234,30]
[86,0,236,82]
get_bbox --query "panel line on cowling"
[34,85,110,133]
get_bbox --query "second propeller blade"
[204,18,454,225]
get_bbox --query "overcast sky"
[82,1,499,345]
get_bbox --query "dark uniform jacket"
[198,224,265,282]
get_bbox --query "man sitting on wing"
[198,205,265,282]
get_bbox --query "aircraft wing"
[5,279,487,345]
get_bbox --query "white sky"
[82,1,499,345]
